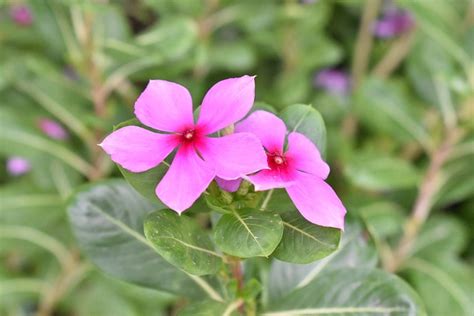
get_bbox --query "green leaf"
[267,218,377,301]
[214,209,283,258]
[355,78,431,150]
[144,210,222,276]
[264,268,426,316]
[178,300,236,316]
[403,257,474,316]
[345,150,420,191]
[67,180,216,297]
[272,211,340,264]
[280,104,327,156]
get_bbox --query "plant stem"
[260,189,274,210]
[351,0,381,90]
[228,256,245,314]
[387,127,463,272]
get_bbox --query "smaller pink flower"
[100,76,268,213]
[216,177,242,193]
[38,118,69,140]
[10,5,33,26]
[237,111,346,229]
[6,156,31,176]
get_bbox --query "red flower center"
[267,152,287,170]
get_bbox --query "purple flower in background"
[10,5,33,26]
[374,9,414,38]
[6,157,31,176]
[38,118,69,140]
[314,69,350,96]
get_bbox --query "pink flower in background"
[10,5,33,26]
[100,76,268,212]
[314,69,350,96]
[236,111,346,229]
[6,156,31,176]
[374,9,414,38]
[38,118,69,140]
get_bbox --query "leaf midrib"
[232,210,266,254]
[160,236,222,258]
[282,221,334,248]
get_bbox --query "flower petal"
[197,75,255,134]
[134,80,194,133]
[197,133,268,180]
[216,177,242,192]
[286,173,346,230]
[236,110,287,152]
[247,169,296,191]
[156,146,214,213]
[100,126,178,173]
[286,132,330,179]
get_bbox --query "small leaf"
[214,209,283,258]
[272,211,340,264]
[264,268,426,316]
[280,104,327,156]
[144,210,222,276]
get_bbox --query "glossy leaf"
[264,268,426,316]
[280,104,327,156]
[144,210,222,276]
[272,211,340,264]
[267,218,377,301]
[214,209,283,258]
[67,180,215,297]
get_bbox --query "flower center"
[184,130,194,140]
[267,152,287,170]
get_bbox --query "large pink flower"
[100,76,268,213]
[236,111,346,229]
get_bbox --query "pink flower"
[10,5,33,26]
[216,177,242,192]
[314,69,350,96]
[374,9,414,38]
[6,156,31,176]
[236,111,346,229]
[100,76,268,213]
[38,118,69,140]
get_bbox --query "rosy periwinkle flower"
[374,9,414,38]
[314,69,350,96]
[100,76,268,212]
[38,118,69,140]
[6,156,31,176]
[10,5,33,26]
[236,111,346,229]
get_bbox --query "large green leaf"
[345,150,420,191]
[272,211,340,264]
[144,210,222,276]
[264,268,426,316]
[280,104,327,156]
[214,209,283,258]
[67,180,218,298]
[267,218,377,301]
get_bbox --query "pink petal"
[156,146,215,213]
[197,133,268,180]
[286,172,346,230]
[247,169,296,191]
[100,126,178,173]
[286,132,330,179]
[197,76,255,134]
[236,110,287,152]
[134,80,194,133]
[216,177,242,192]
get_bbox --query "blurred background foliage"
[0,0,473,315]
